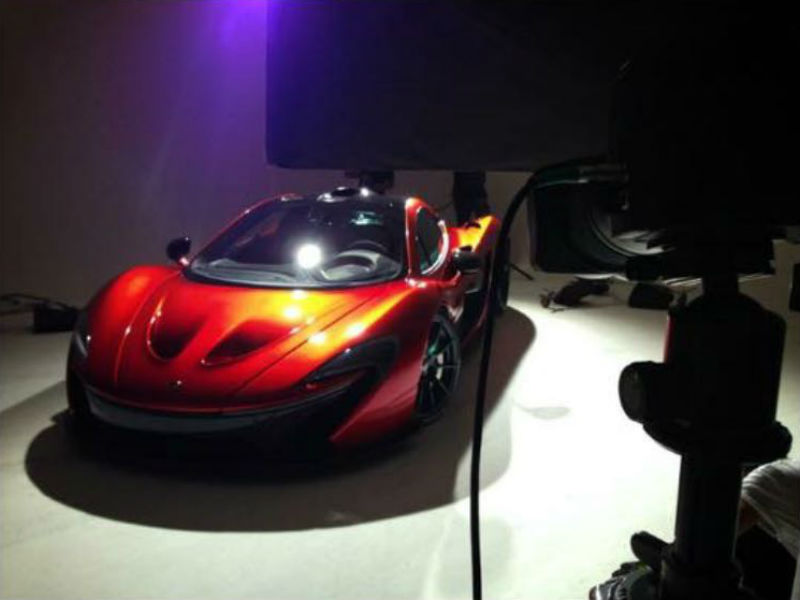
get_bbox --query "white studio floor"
[1,274,798,600]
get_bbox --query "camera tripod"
[591,243,793,600]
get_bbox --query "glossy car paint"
[69,194,499,447]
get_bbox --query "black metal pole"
[672,456,741,568]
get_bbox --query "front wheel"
[415,314,461,422]
[65,347,101,435]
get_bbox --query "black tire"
[66,350,99,434]
[415,314,461,422]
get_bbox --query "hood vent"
[148,311,203,360]
[203,320,290,366]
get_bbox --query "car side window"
[415,209,444,273]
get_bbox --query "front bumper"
[80,382,363,440]
[87,389,275,434]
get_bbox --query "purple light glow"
[217,0,267,49]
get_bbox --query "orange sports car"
[67,187,505,451]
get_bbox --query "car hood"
[104,274,379,409]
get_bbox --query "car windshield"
[188,198,406,288]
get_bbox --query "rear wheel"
[415,314,461,422]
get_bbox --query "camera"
[528,7,799,280]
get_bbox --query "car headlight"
[71,310,90,357]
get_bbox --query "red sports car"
[67,187,504,450]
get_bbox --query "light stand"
[593,241,793,600]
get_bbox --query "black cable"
[469,161,622,599]
[470,175,535,600]
[509,262,535,281]
[0,293,76,315]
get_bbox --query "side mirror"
[452,248,482,274]
[166,236,191,264]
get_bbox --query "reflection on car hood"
[109,274,379,410]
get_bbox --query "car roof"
[311,186,406,207]
[252,187,436,221]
